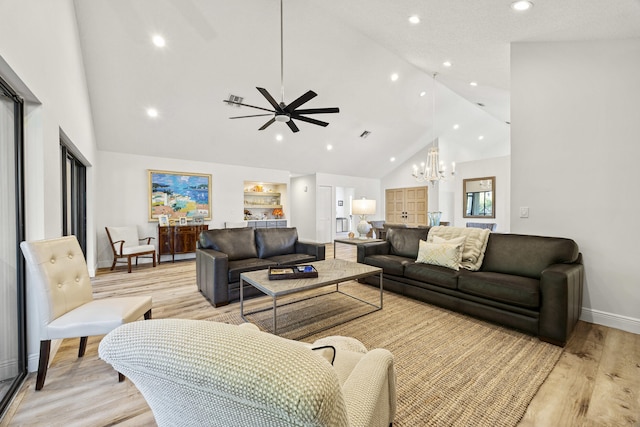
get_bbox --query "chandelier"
[412,73,455,184]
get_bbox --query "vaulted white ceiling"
[73,0,640,178]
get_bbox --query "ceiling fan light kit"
[223,0,339,133]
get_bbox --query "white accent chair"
[20,235,153,390]
[105,226,156,273]
[99,319,396,427]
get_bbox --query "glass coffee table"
[240,258,383,336]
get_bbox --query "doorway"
[60,142,87,254]
[317,186,332,243]
[0,77,26,418]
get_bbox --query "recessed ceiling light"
[146,108,158,118]
[453,124,460,130]
[390,73,399,82]
[478,135,484,140]
[470,81,478,87]
[443,61,452,67]
[511,1,533,11]
[419,91,427,97]
[326,144,333,151]
[275,134,283,142]
[152,35,166,48]
[390,157,396,162]
[408,15,420,24]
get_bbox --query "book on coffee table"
[268,265,318,280]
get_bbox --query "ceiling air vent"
[360,130,371,138]
[227,94,243,106]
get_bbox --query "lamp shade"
[352,199,376,216]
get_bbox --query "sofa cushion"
[228,258,277,283]
[416,238,466,271]
[199,228,258,261]
[363,254,412,276]
[404,262,460,290]
[387,228,429,259]
[457,271,540,309]
[255,228,298,259]
[481,233,580,279]
[266,253,317,265]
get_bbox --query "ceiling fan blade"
[256,87,281,110]
[292,107,340,115]
[230,113,274,119]
[259,117,276,130]
[223,100,274,113]
[292,115,329,127]
[287,119,300,133]
[285,90,317,113]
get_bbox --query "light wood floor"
[2,244,639,426]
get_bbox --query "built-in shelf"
[245,204,282,209]
[244,181,287,221]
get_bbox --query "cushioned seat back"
[199,228,258,261]
[106,226,140,250]
[99,319,349,427]
[255,227,298,259]
[481,233,580,279]
[387,227,429,258]
[20,236,94,331]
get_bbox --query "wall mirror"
[463,176,495,218]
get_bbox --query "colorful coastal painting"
[148,170,212,221]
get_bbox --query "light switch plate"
[519,207,529,218]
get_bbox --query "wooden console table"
[158,224,208,263]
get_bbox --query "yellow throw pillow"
[415,239,465,271]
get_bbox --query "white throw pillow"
[415,239,465,271]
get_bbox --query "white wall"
[0,0,99,372]
[511,39,640,334]
[96,151,291,267]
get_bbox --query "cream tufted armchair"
[105,226,156,273]
[20,235,153,390]
[99,319,396,427]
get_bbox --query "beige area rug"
[209,282,563,427]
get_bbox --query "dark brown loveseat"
[196,227,325,307]
[357,227,584,346]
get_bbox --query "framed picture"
[179,217,187,226]
[338,200,343,206]
[158,214,169,227]
[149,170,212,221]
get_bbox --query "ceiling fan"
[222,0,339,133]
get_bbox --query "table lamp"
[352,198,376,238]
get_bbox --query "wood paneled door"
[385,186,428,226]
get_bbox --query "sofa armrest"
[295,241,326,261]
[357,241,390,263]
[196,248,230,307]
[342,348,396,427]
[539,261,584,346]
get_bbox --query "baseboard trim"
[581,307,640,335]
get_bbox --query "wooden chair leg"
[78,336,88,357]
[110,258,116,271]
[144,309,152,320]
[36,340,51,391]
[153,252,157,267]
[118,372,125,382]
[127,256,132,273]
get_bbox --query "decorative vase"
[428,211,442,226]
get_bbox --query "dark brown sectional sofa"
[357,227,584,346]
[196,227,325,307]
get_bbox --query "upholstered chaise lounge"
[196,227,325,307]
[358,226,584,346]
[99,319,396,427]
